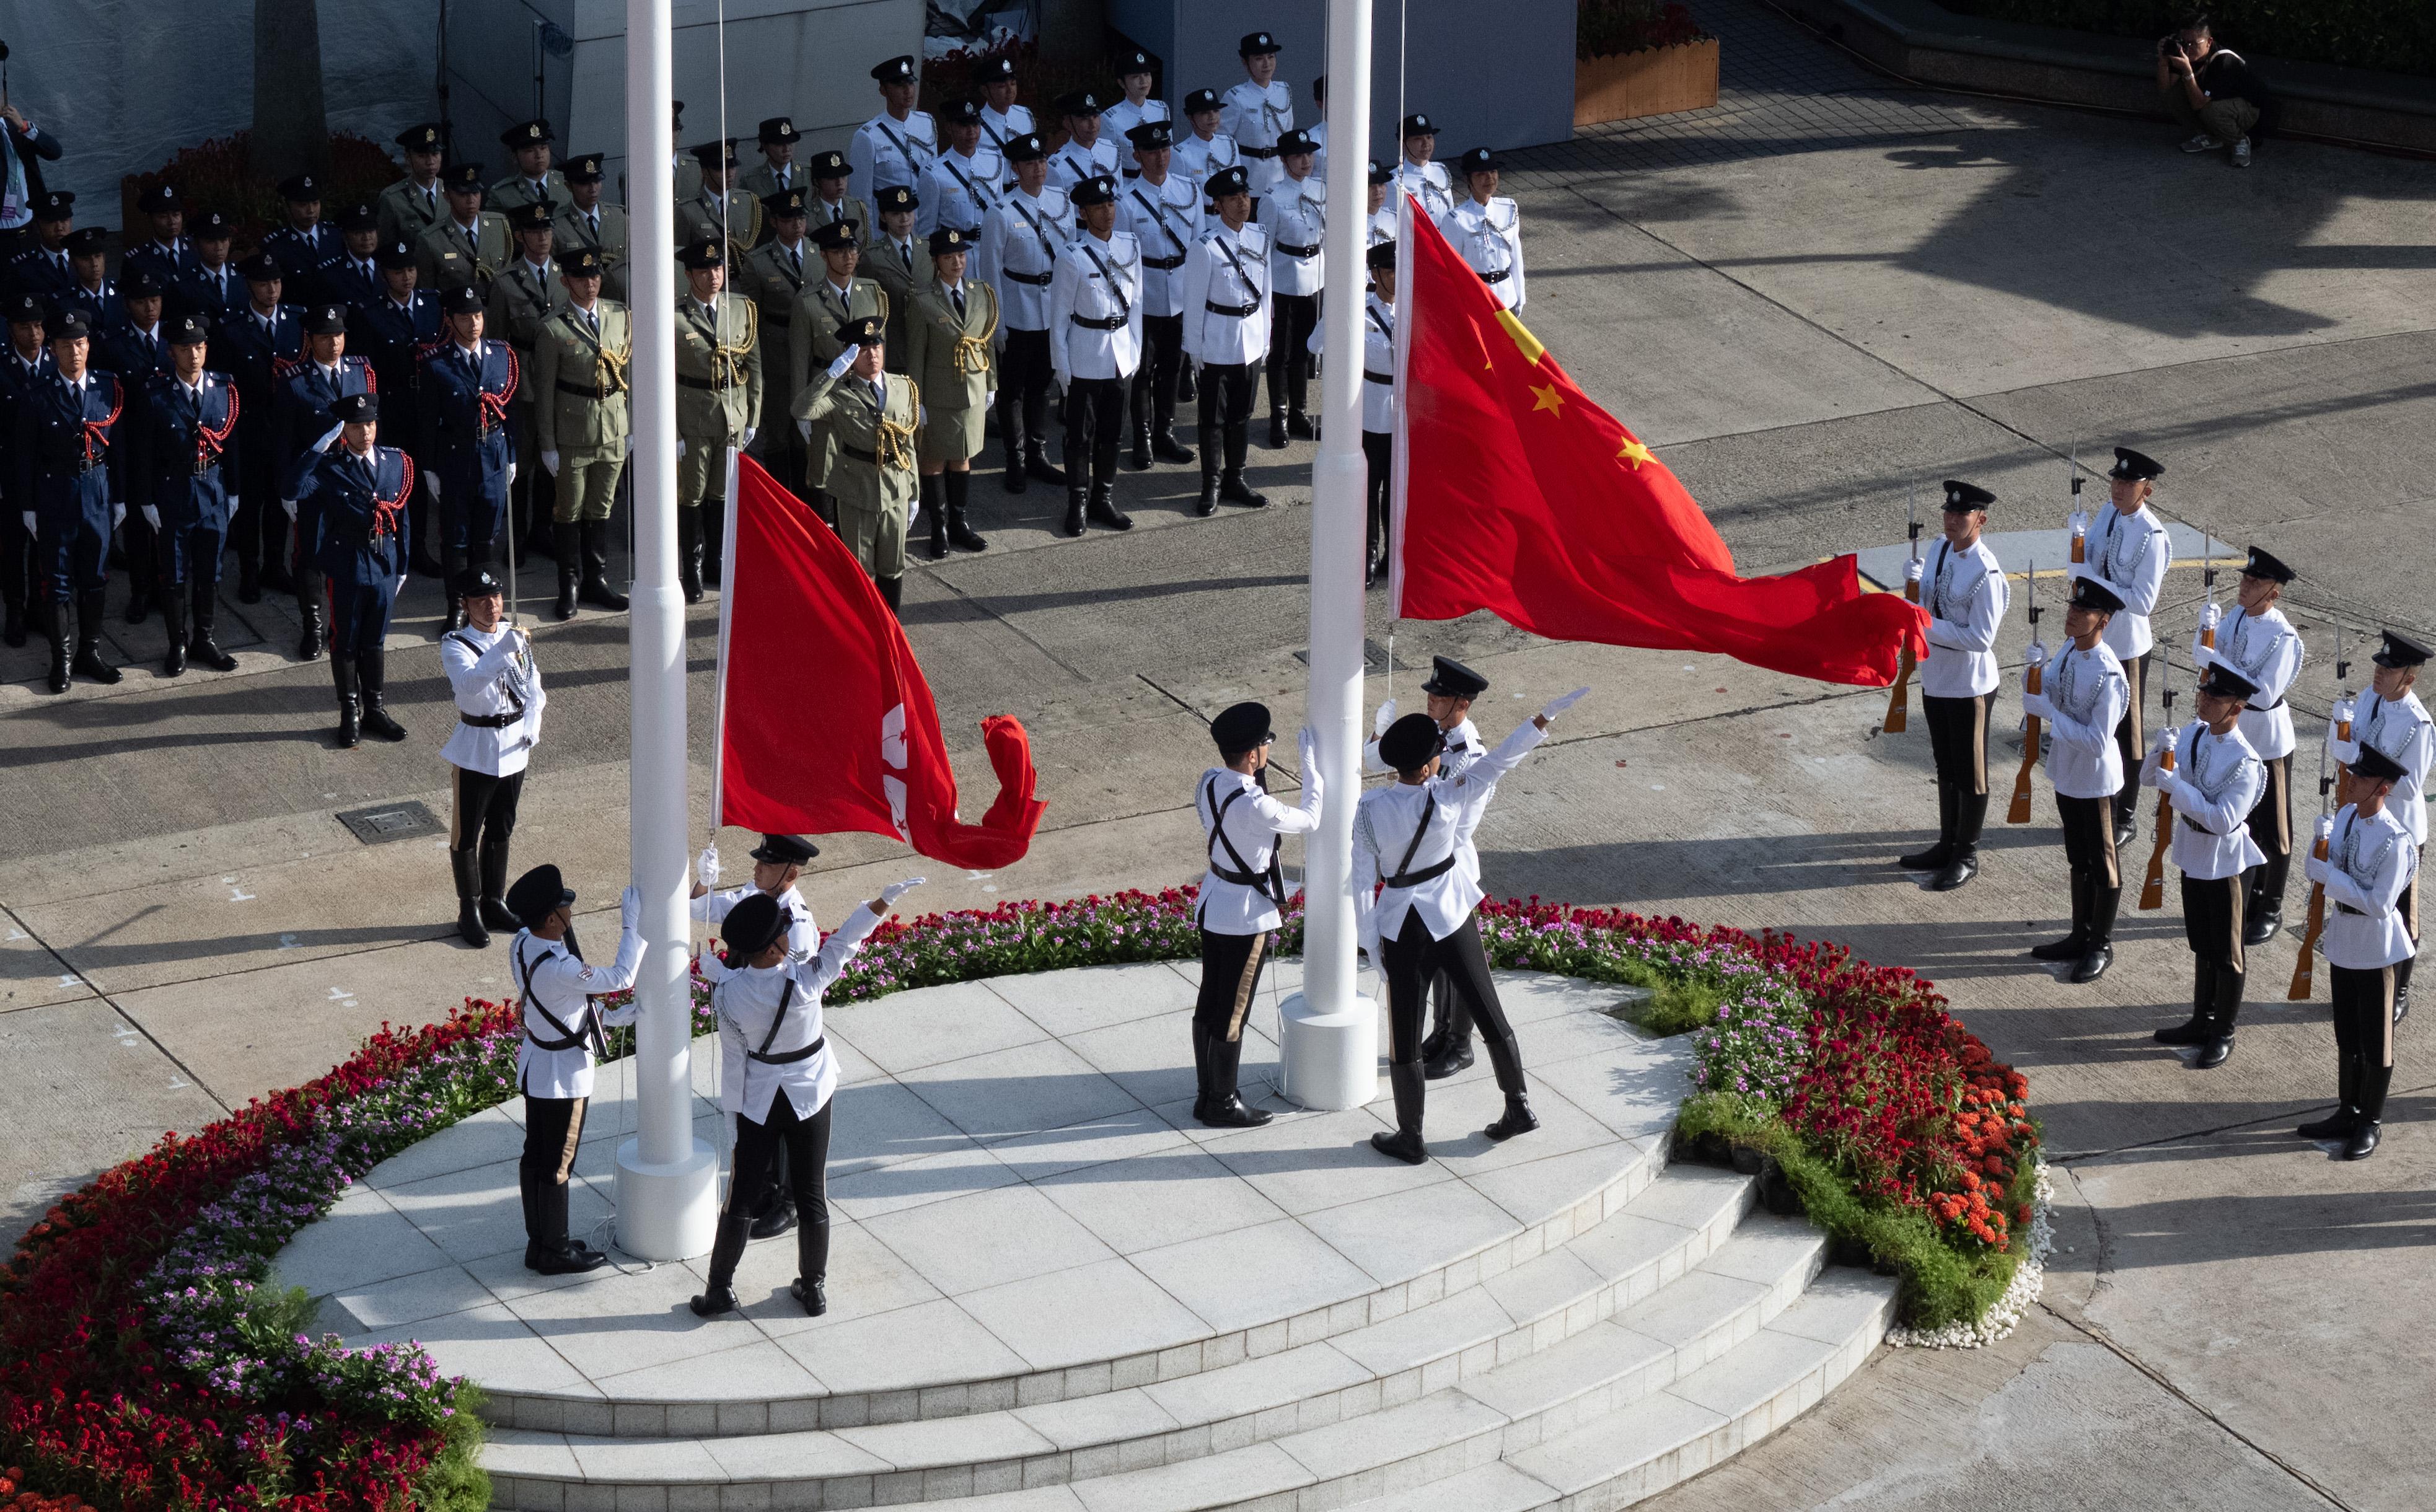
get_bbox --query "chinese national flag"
[718,455,1046,868]
[1395,198,1927,687]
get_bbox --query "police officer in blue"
[57,228,121,338]
[17,310,128,694]
[123,184,204,291]
[262,174,343,307]
[279,302,377,661]
[323,203,387,315]
[419,284,520,622]
[353,240,445,578]
[133,314,242,677]
[0,292,54,648]
[7,191,76,301]
[177,211,248,327]
[105,270,177,626]
[218,253,305,602]
[289,390,412,747]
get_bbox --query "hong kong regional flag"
[1394,197,1927,687]
[718,455,1045,867]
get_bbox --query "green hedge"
[1939,1,2436,78]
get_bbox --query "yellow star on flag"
[1530,382,1565,415]
[1617,438,1655,470]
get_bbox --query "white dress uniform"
[1119,175,1201,317]
[2142,722,2269,879]
[1048,228,1145,385]
[2197,604,2304,760]
[441,622,548,775]
[978,101,1036,162]
[1104,97,1172,177]
[1437,195,1527,310]
[511,905,646,1100]
[2318,804,2419,969]
[977,185,1074,335]
[698,905,884,1123]
[1172,131,1243,208]
[847,110,938,202]
[1222,80,1295,195]
[1368,205,1398,246]
[1917,537,2008,700]
[1049,136,1122,195]
[1365,713,1482,882]
[1257,174,1327,297]
[923,147,1005,239]
[1179,220,1272,367]
[1352,719,1546,954]
[2333,689,2434,847]
[2073,502,2172,660]
[1392,160,1454,221]
[692,882,818,958]
[2025,641,2130,799]
[1194,767,1323,935]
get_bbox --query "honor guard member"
[1118,120,1199,471]
[0,295,55,648]
[490,118,567,219]
[443,565,548,943]
[217,253,304,602]
[690,833,823,1241]
[1173,90,1242,210]
[2070,446,2173,845]
[8,191,76,301]
[379,123,450,252]
[322,203,387,315]
[1355,692,1585,1162]
[1366,161,1397,247]
[1394,115,1455,221]
[1105,51,1169,178]
[1350,240,1397,583]
[1898,480,2010,892]
[976,55,1034,162]
[58,228,121,340]
[487,204,566,561]
[788,219,886,522]
[1048,174,1141,537]
[1439,148,1527,312]
[1224,32,1295,198]
[851,55,938,203]
[675,140,762,271]
[974,133,1072,496]
[262,175,342,307]
[740,116,805,208]
[1257,130,1326,449]
[2301,742,2416,1159]
[506,864,646,1275]
[354,240,445,576]
[288,392,413,747]
[904,226,996,559]
[1365,655,1493,1076]
[134,315,242,677]
[670,100,701,202]
[745,189,816,491]
[1192,705,1322,1128]
[688,879,922,1319]
[106,271,175,627]
[2139,663,2266,1068]
[1049,91,1122,193]
[794,314,918,612]
[806,149,870,240]
[418,162,511,301]
[1179,165,1271,516]
[673,237,760,600]
[1307,75,1332,181]
[276,302,376,662]
[179,212,247,327]
[418,285,521,610]
[553,154,628,302]
[2329,630,2433,1018]
[532,248,631,618]
[123,183,201,291]
[19,310,127,693]
[2192,547,2304,943]
[2023,578,2131,982]
[924,100,1003,241]
[863,183,932,374]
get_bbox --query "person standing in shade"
[691,833,823,1241]
[0,293,53,649]
[2300,743,2414,1159]
[2025,578,2131,981]
[1049,92,1122,193]
[104,270,176,628]
[19,310,127,693]
[794,315,918,613]
[804,149,870,241]
[321,203,387,317]
[744,188,814,493]
[861,184,932,375]
[1897,480,2008,891]
[261,175,342,309]
[691,880,925,1318]
[553,154,629,302]
[2329,631,2432,1019]
[122,185,201,309]
[177,211,248,328]
[1365,655,1489,1077]
[903,225,996,560]
[2192,547,2304,943]
[506,864,646,1275]
[975,56,1034,164]
[275,302,376,662]
[441,565,545,944]
[1179,165,1270,517]
[418,286,520,612]
[974,133,1071,496]
[490,119,567,221]
[672,237,760,600]
[7,190,76,301]
[217,253,303,603]
[288,392,412,747]
[1223,32,1294,200]
[788,219,886,525]
[923,100,1003,242]
[1392,114,1454,221]
[1118,120,1200,473]
[134,315,242,676]
[415,163,511,302]
[1105,51,1169,180]
[1257,130,1325,449]
[2140,664,2266,1069]
[352,240,445,578]
[531,248,631,618]
[486,204,566,564]
[1193,704,1321,1128]
[1047,174,1141,538]
[739,116,804,209]
[1355,692,1586,1163]
[674,141,763,271]
[2070,446,2173,846]
[379,123,450,252]
[1438,147,1526,312]
[850,55,938,204]
[1172,89,1242,213]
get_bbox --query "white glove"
[697,844,721,889]
[825,348,857,381]
[541,449,561,476]
[1298,726,1319,783]
[2199,600,2222,633]
[985,390,996,410]
[879,876,926,906]
[675,439,687,458]
[622,434,633,457]
[620,884,641,931]
[2315,813,2336,844]
[796,418,812,441]
[2023,638,2046,668]
[2067,508,2089,538]
[1540,686,1590,722]
[739,427,756,452]
[508,462,518,486]
[21,511,35,535]
[917,405,928,426]
[111,503,125,529]
[280,498,299,521]
[314,422,344,453]
[2305,851,2329,886]
[426,475,442,499]
[141,504,161,530]
[1902,556,1923,585]
[1374,697,1397,737]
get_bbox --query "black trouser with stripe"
[1195,361,1262,483]
[1132,313,1185,439]
[1265,292,1319,420]
[1923,692,1991,850]
[2057,792,2122,946]
[1194,927,1272,1110]
[451,766,524,855]
[2330,964,2397,1123]
[1363,430,1392,569]
[2111,652,2150,829]
[2244,753,2293,920]
[997,327,1056,468]
[1382,910,1525,1092]
[2181,872,2246,1032]
[1063,375,1128,490]
[519,1088,587,1252]
[723,1094,834,1282]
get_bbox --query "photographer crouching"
[2157,14,2272,170]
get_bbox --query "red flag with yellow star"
[1392,197,1927,687]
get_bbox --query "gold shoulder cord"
[948,289,998,374]
[708,298,758,389]
[875,376,919,472]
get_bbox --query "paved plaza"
[4,2,2434,1505]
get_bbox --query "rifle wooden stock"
[2008,664,2041,824]
[2289,879,2328,1000]
[1883,580,1919,733]
[2136,749,2176,912]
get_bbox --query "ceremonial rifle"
[2066,446,2087,566]
[2198,522,2221,656]
[1884,485,1920,734]
[2289,692,2336,1001]
[2137,649,2178,912]
[2331,624,2357,809]
[2008,561,2044,825]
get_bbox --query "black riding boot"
[790,1214,830,1316]
[579,520,628,610]
[1025,439,1068,487]
[944,469,988,550]
[527,1176,605,1273]
[2157,959,2215,1045]
[475,839,516,932]
[2194,961,2242,1069]
[677,508,704,603]
[1000,395,1027,493]
[439,548,470,635]
[42,603,68,693]
[1422,974,1475,1081]
[2344,1059,2391,1159]
[552,522,581,620]
[1931,793,1986,891]
[332,656,362,749]
[360,645,408,742]
[190,579,238,670]
[295,573,325,661]
[451,846,489,947]
[689,1215,754,1315]
[700,493,726,592]
[1267,407,1287,451]
[1062,486,1087,538]
[1200,1031,1273,1128]
[1902,786,1957,871]
[159,592,188,677]
[920,474,948,560]
[1086,483,1133,532]
[1189,1022,1216,1123]
[2072,884,2120,983]
[71,591,120,684]
[1370,1062,1428,1164]
[1220,426,1268,508]
[2297,1052,2360,1141]
[876,575,903,617]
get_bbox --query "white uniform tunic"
[1392,160,1453,221]
[2334,688,2434,846]
[1355,294,1397,434]
[2024,641,2130,799]
[1436,196,1526,310]
[1368,205,1397,246]
[977,185,1073,333]
[1104,97,1171,177]
[1048,229,1145,384]
[1172,131,1242,206]
[1352,719,1546,951]
[2140,721,2268,879]
[1307,119,1330,182]
[441,623,548,776]
[1194,767,1322,936]
[1048,137,1122,194]
[921,147,1005,239]
[1916,537,2008,699]
[2071,503,2171,660]
[2313,804,2420,968]
[1119,175,1201,318]
[2195,603,2303,759]
[1179,221,1271,367]
[511,904,646,1101]
[848,110,938,201]
[698,903,884,1122]
[1221,81,1295,195]
[691,882,818,959]
[1365,714,1484,883]
[1257,174,1327,297]
[978,102,1036,163]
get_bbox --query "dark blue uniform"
[123,238,205,292]
[277,353,377,635]
[176,263,250,327]
[0,348,56,639]
[216,303,304,591]
[15,369,126,603]
[6,243,76,302]
[290,441,410,656]
[135,369,241,594]
[102,323,179,615]
[352,290,443,566]
[55,281,125,341]
[418,337,519,561]
[321,253,385,317]
[261,223,343,307]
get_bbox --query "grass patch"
[1614,959,1725,1037]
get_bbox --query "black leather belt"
[1278,242,1319,258]
[677,374,739,391]
[1241,144,1279,159]
[191,457,224,475]
[1364,370,1392,385]
[1144,254,1185,270]
[73,457,104,475]
[747,1032,825,1067]
[1005,268,1053,286]
[1208,863,1265,887]
[1480,268,1511,284]
[459,710,519,729]
[1070,313,1126,330]
[558,379,621,399]
[2179,817,2220,836]
[2336,902,2366,916]
[1383,856,1456,889]
[841,443,909,469]
[1205,300,1259,317]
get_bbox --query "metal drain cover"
[335,801,444,845]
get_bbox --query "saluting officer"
[1172,90,1242,210]
[7,191,76,301]
[744,190,816,493]
[418,162,511,301]
[532,248,631,618]
[740,116,806,208]
[379,123,450,252]
[676,140,763,268]
[2301,742,2416,1160]
[1224,32,1295,198]
[488,203,567,562]
[0,294,55,649]
[924,100,1003,241]
[261,175,342,307]
[2139,664,2266,1068]
[490,118,568,219]
[1899,479,2010,892]
[506,863,646,1275]
[553,154,629,302]
[1118,120,1200,472]
[1438,148,1527,312]
[123,183,201,291]
[2193,547,2305,943]
[1047,174,1141,537]
[1049,92,1122,192]
[418,285,521,610]
[276,302,377,662]
[1105,51,1169,179]
[1258,130,1325,449]
[806,149,871,240]
[904,226,996,560]
[690,833,823,1243]
[288,392,412,747]
[789,219,885,523]
[1394,115,1455,221]
[2024,578,2131,982]
[134,314,241,677]
[1365,655,1490,1077]
[1179,164,1270,516]
[2330,630,2433,1019]
[862,183,932,374]
[353,240,445,576]
[19,310,128,693]
[443,566,548,945]
[851,55,938,203]
[674,237,761,600]
[975,55,1034,162]
[216,253,303,603]
[2071,446,2173,845]
[974,133,1071,495]
[1192,705,1321,1128]
[795,314,919,612]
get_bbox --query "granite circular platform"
[271,960,1894,1511]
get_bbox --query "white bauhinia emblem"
[880,701,912,841]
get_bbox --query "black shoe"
[948,518,989,552]
[1370,1128,1427,1164]
[43,623,68,694]
[790,1277,827,1316]
[124,589,150,625]
[191,633,237,673]
[2243,909,2280,947]
[1003,461,1027,494]
[237,564,263,604]
[1897,842,1951,871]
[71,618,121,685]
[1195,478,1220,517]
[362,700,408,742]
[1130,430,1152,471]
[2028,934,2088,962]
[296,604,325,662]
[2153,1016,2211,1045]
[479,842,516,929]
[1220,474,1269,509]
[1267,413,1286,449]
[1928,848,1979,892]
[162,637,187,677]
[1484,1093,1539,1142]
[1061,489,1086,537]
[2113,817,2137,850]
[578,521,629,610]
[1286,412,1316,441]
[688,1284,739,1316]
[1422,1038,1474,1081]
[1086,486,1133,531]
[451,848,490,947]
[1026,451,1068,486]
[2192,1036,2235,1070]
[2339,1122,2381,1160]
[2069,944,2114,984]
[1417,1023,1449,1066]
[553,525,581,619]
[749,1202,798,1241]
[480,896,520,932]
[1153,430,1195,465]
[2295,1109,2356,1141]
[529,1242,608,1276]
[925,511,949,560]
[1198,1093,1273,1128]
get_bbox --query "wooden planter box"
[1575,37,1720,125]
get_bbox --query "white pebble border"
[1886,1157,2055,1350]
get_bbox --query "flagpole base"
[1277,989,1378,1112]
[613,1136,719,1262]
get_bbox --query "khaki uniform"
[806,193,870,240]
[673,292,762,509]
[794,366,920,577]
[486,259,568,493]
[674,152,703,204]
[742,235,816,472]
[860,231,934,377]
[739,162,814,229]
[553,201,630,302]
[789,278,889,491]
[378,177,449,253]
[675,187,763,268]
[490,169,571,221]
[418,213,512,300]
[532,300,632,522]
[904,280,998,464]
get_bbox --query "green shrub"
[415,1382,493,1512]
[1940,0,2436,78]
[1579,0,1712,60]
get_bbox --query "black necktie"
[899,243,911,271]
[951,286,965,320]
[584,309,597,337]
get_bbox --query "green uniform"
[378,175,448,253]
[674,187,763,267]
[904,279,998,464]
[674,153,703,205]
[860,231,934,377]
[794,366,920,578]
[532,300,631,523]
[490,169,570,221]
[742,235,816,477]
[789,277,889,491]
[737,162,811,241]
[553,201,630,303]
[486,258,568,498]
[418,213,512,300]
[673,291,763,509]
[806,193,869,240]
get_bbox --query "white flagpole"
[1280,0,1379,1111]
[615,0,719,1260]
[707,447,741,833]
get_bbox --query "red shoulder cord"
[477,347,519,429]
[195,382,239,468]
[373,452,416,538]
[81,377,125,466]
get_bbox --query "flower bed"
[1,889,2036,1508]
